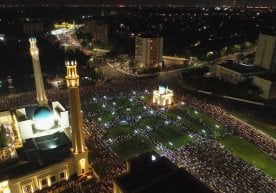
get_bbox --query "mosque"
[0,38,89,193]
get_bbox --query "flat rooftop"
[114,152,213,193]
[255,73,276,82]
[0,132,72,181]
[218,62,267,74]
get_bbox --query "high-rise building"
[254,34,276,72]
[135,35,163,68]
[84,20,108,44]
[23,22,43,35]
[29,37,48,106]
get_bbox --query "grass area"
[119,105,144,116]
[166,108,204,132]
[185,106,224,130]
[95,111,115,124]
[220,135,276,179]
[109,98,133,108]
[105,126,133,139]
[0,127,8,148]
[137,116,164,129]
[185,106,224,138]
[111,135,155,160]
[140,94,152,103]
[167,107,223,137]
[150,125,193,149]
[232,112,276,139]
[83,103,106,114]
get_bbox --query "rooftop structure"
[216,61,267,84]
[113,152,213,193]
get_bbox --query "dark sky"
[0,0,275,6]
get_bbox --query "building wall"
[215,65,244,84]
[8,158,74,193]
[254,34,276,72]
[84,21,108,44]
[23,23,43,35]
[152,90,173,106]
[135,36,163,68]
[253,76,276,99]
[113,181,124,193]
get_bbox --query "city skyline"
[0,0,275,6]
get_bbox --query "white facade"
[15,101,69,140]
[1,159,74,193]
[153,85,173,106]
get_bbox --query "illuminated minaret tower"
[65,60,89,176]
[29,37,48,106]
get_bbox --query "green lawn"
[185,106,224,130]
[232,112,276,139]
[119,105,144,116]
[166,108,204,132]
[83,103,106,114]
[109,98,133,108]
[220,135,276,179]
[137,116,164,129]
[111,135,155,160]
[167,107,223,137]
[95,111,115,124]
[105,126,133,139]
[150,125,193,149]
[140,94,152,103]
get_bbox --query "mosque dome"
[33,107,54,130]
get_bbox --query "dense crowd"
[0,77,276,193]
[175,91,276,158]
[163,139,276,193]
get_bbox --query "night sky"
[0,0,275,6]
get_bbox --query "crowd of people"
[163,139,276,193]
[0,77,275,193]
[175,90,276,157]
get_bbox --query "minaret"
[29,37,48,106]
[65,60,89,176]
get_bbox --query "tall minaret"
[65,60,89,176]
[29,37,48,106]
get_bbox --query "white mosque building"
[0,38,89,193]
[152,84,174,106]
